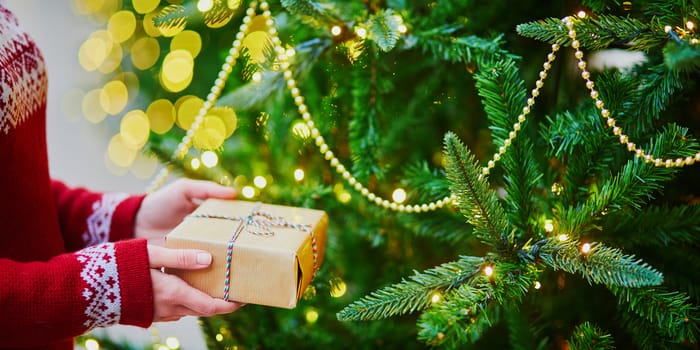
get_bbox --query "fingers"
[178,179,236,201]
[148,245,212,269]
[151,270,242,322]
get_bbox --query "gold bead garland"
[563,15,700,167]
[147,1,260,193]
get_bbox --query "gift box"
[165,199,328,309]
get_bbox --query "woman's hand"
[147,245,242,322]
[135,179,236,245]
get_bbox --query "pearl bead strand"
[564,15,700,168]
[147,1,260,193]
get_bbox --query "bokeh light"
[107,11,136,43]
[99,80,128,115]
[161,49,194,92]
[119,110,150,148]
[171,30,203,58]
[107,134,138,167]
[130,37,160,70]
[133,0,159,14]
[147,99,176,134]
[201,151,219,168]
[176,95,204,129]
[82,88,107,123]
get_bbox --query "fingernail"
[197,252,212,265]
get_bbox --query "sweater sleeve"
[51,180,146,251]
[0,239,154,347]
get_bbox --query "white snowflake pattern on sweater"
[76,243,121,330]
[82,193,129,247]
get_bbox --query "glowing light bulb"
[190,158,201,170]
[483,265,494,277]
[252,72,262,82]
[544,219,554,233]
[305,308,319,324]
[330,279,347,298]
[165,336,180,349]
[534,281,542,290]
[687,21,695,31]
[215,334,224,342]
[558,234,568,242]
[201,151,218,168]
[398,24,408,34]
[392,188,407,204]
[665,25,673,33]
[197,0,213,12]
[294,168,305,181]
[577,10,587,19]
[581,242,592,254]
[242,186,256,199]
[331,25,342,36]
[286,48,296,57]
[85,339,100,350]
[355,27,367,38]
[253,175,267,188]
[430,292,441,303]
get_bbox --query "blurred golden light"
[242,31,272,63]
[687,21,695,31]
[581,242,592,254]
[398,24,408,34]
[534,281,542,290]
[558,234,568,242]
[251,72,262,82]
[193,116,226,150]
[120,110,150,148]
[197,0,213,12]
[158,18,186,37]
[98,40,123,74]
[190,158,201,170]
[305,308,319,324]
[165,336,180,349]
[330,279,347,298]
[337,191,352,204]
[242,186,256,199]
[129,153,158,179]
[175,95,204,129]
[82,88,107,124]
[544,219,554,233]
[85,338,100,350]
[201,151,219,168]
[99,80,128,116]
[483,265,494,277]
[292,121,311,139]
[161,49,194,92]
[147,99,176,134]
[294,168,305,181]
[107,134,138,167]
[392,188,407,204]
[355,27,367,38]
[215,334,224,342]
[133,0,159,14]
[108,11,137,43]
[430,292,441,303]
[253,176,267,189]
[79,30,116,72]
[331,25,342,36]
[171,30,203,58]
[208,106,238,137]
[130,37,160,70]
[143,12,162,37]
[577,10,587,19]
[227,0,241,9]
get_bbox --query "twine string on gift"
[189,203,320,301]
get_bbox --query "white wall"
[5,1,206,348]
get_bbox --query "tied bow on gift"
[189,202,318,301]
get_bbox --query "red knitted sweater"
[0,5,154,349]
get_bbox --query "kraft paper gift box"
[165,199,328,309]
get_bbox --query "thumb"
[148,245,213,269]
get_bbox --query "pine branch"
[366,9,403,52]
[443,132,509,247]
[417,284,494,347]
[617,311,673,350]
[664,41,700,73]
[402,161,451,203]
[606,205,700,247]
[538,239,663,288]
[622,64,683,136]
[517,15,666,51]
[567,322,615,350]
[280,0,339,28]
[349,53,384,182]
[612,286,700,343]
[399,211,475,244]
[415,28,515,64]
[336,256,485,321]
[153,4,189,32]
[505,307,541,350]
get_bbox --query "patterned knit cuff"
[114,238,154,328]
[109,194,146,242]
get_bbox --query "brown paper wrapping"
[165,199,328,309]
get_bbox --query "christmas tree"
[74,0,700,348]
